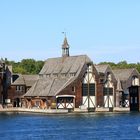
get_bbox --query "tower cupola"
[62,37,70,57]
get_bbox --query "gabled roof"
[12,75,39,87]
[95,64,109,74]
[39,55,91,75]
[24,76,76,97]
[113,69,135,81]
[25,55,91,97]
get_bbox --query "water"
[0,113,140,140]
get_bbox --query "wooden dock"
[0,108,68,114]
[0,107,131,114]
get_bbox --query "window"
[61,73,66,77]
[72,86,75,92]
[132,76,139,86]
[46,74,50,78]
[100,79,104,83]
[16,86,24,92]
[88,65,92,72]
[82,84,95,96]
[131,97,133,104]
[107,72,112,81]
[53,74,58,78]
[39,74,43,78]
[70,73,75,77]
[135,97,137,104]
[103,87,113,95]
[16,86,20,91]
[20,86,24,91]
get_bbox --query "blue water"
[0,113,140,140]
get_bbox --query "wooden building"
[23,37,100,110]
[113,68,140,111]
[95,64,117,109]
[21,38,140,112]
[8,74,38,107]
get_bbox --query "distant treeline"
[4,59,140,74]
[99,61,140,72]
[5,58,44,74]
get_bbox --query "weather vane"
[62,31,66,37]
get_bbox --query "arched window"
[107,72,112,81]
[132,76,139,86]
[104,72,113,88]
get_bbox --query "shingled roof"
[39,55,91,75]
[12,75,39,87]
[95,64,109,74]
[24,55,91,97]
[113,69,135,81]
[113,68,140,92]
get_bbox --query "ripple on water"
[0,113,140,140]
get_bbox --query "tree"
[3,58,44,74]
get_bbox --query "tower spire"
[62,34,70,57]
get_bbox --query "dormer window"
[132,76,139,86]
[53,74,58,78]
[16,86,24,92]
[61,73,66,77]
[46,74,50,78]
[39,74,43,78]
[88,65,92,72]
[70,73,75,77]
[107,72,112,81]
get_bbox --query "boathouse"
[113,68,140,111]
[23,37,100,110]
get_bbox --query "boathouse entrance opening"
[13,98,20,107]
[129,76,140,111]
[82,83,96,111]
[129,86,139,111]
[56,95,75,109]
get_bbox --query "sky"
[0,0,140,64]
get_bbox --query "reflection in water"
[0,113,140,139]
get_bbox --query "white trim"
[56,95,75,98]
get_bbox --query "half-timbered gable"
[95,64,117,109]
[81,63,99,110]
